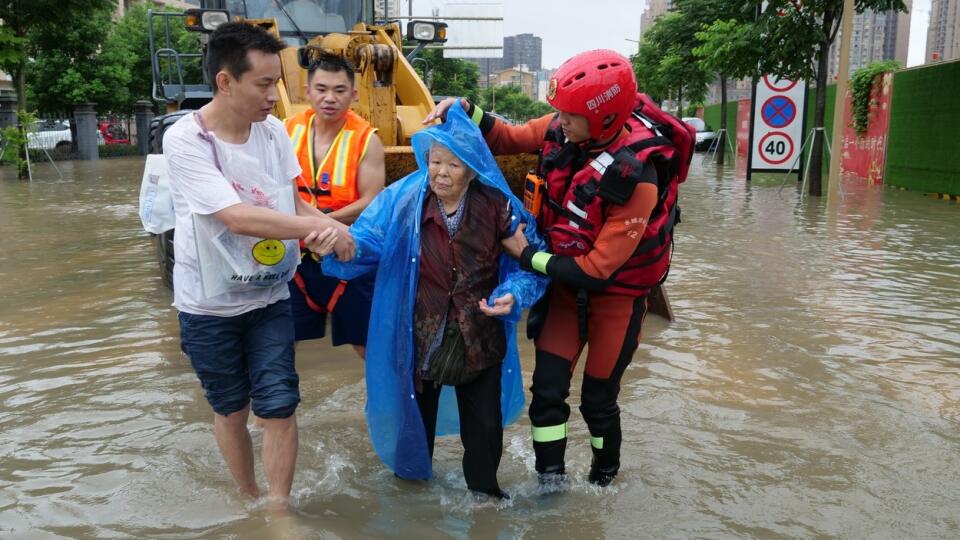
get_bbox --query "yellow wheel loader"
[146,0,536,289]
[144,0,670,319]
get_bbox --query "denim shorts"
[179,299,300,418]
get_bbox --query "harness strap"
[292,268,348,314]
[634,204,679,254]
[298,185,331,196]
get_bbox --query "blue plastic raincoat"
[322,104,549,480]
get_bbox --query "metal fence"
[7,115,142,163]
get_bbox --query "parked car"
[682,117,718,151]
[25,120,111,152]
[99,121,130,145]
[26,120,72,151]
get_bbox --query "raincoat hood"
[323,103,548,480]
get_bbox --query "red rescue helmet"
[547,49,638,141]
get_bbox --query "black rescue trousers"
[528,290,647,485]
[416,364,504,496]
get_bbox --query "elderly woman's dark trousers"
[415,364,503,495]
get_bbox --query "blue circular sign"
[761,96,797,128]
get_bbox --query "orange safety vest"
[283,108,378,212]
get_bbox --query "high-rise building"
[827,5,911,80]
[926,0,960,62]
[468,33,542,87]
[502,33,542,72]
[640,0,673,39]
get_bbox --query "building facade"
[489,66,537,99]
[468,33,543,87]
[502,33,542,72]
[926,0,960,62]
[705,78,752,106]
[640,0,673,39]
[827,5,912,80]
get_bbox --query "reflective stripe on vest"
[284,109,377,212]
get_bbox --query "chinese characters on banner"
[840,72,894,184]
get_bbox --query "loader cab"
[227,0,373,44]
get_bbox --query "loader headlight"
[407,21,448,43]
[185,9,230,33]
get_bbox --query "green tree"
[412,47,480,104]
[28,3,202,116]
[478,84,553,124]
[26,5,130,116]
[0,0,116,111]
[684,0,760,164]
[632,11,711,117]
[756,0,907,196]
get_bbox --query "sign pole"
[827,0,855,203]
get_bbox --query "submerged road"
[1,157,958,538]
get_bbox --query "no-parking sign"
[748,74,808,177]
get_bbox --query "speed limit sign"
[748,73,807,177]
[758,131,794,165]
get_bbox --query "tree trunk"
[808,9,836,197]
[15,65,26,112]
[676,86,684,117]
[718,75,727,166]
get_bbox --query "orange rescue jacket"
[284,108,378,212]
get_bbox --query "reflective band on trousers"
[591,436,604,450]
[531,423,567,442]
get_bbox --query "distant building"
[827,5,911,80]
[535,69,555,103]
[640,0,673,39]
[489,66,537,100]
[926,0,960,62]
[503,33,542,72]
[467,32,542,83]
[705,78,751,105]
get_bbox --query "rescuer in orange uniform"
[426,49,694,487]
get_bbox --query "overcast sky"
[404,0,930,70]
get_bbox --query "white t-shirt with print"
[164,113,302,317]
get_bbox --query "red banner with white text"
[840,72,894,184]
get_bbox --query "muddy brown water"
[1,157,958,539]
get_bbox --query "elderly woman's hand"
[478,293,515,317]
[332,228,356,261]
[304,227,339,257]
[500,223,529,259]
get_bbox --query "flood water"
[1,156,959,539]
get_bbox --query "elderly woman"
[323,104,547,499]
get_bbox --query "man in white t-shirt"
[164,21,351,512]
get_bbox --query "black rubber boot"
[534,439,568,490]
[533,438,567,476]
[587,430,621,487]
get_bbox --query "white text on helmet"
[586,84,622,112]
